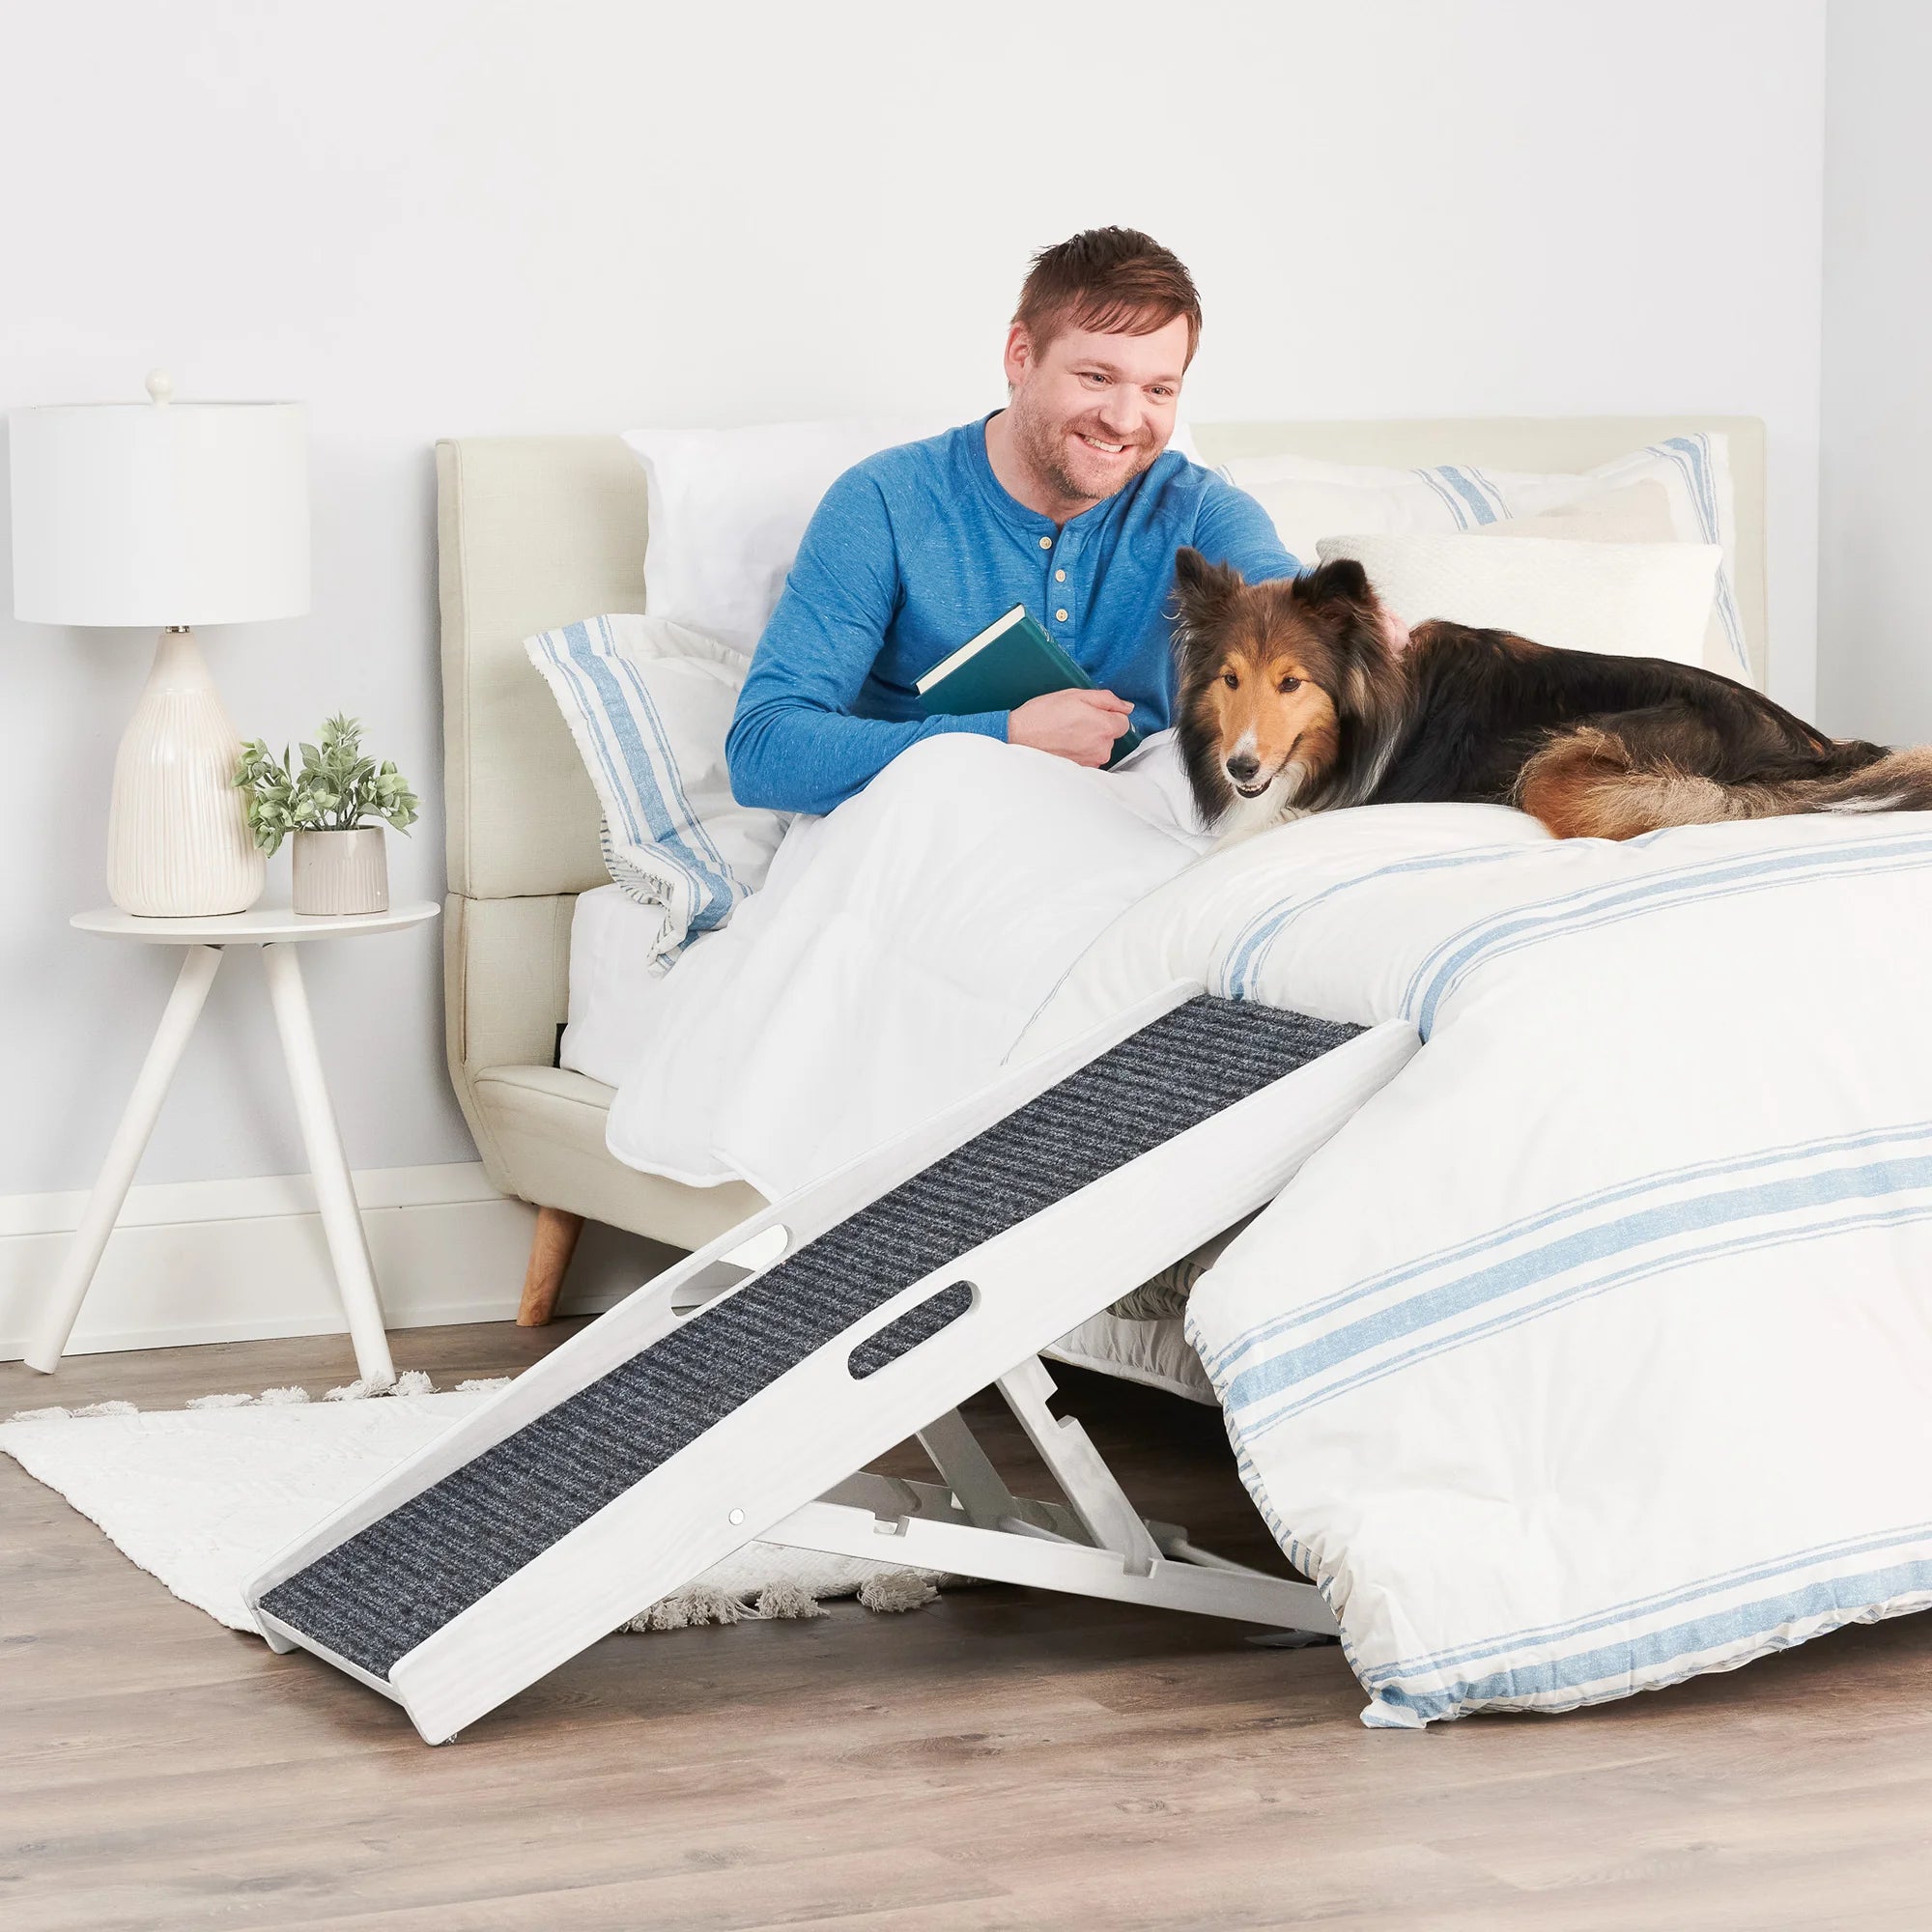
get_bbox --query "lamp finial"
[144,368,175,407]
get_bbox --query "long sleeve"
[726,469,1008,815]
[1192,472,1303,584]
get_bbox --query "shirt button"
[1055,609,1068,622]
[1038,535,1053,550]
[1055,569,1065,582]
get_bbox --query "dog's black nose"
[1226,753,1260,784]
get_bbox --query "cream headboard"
[436,417,1767,909]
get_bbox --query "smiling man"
[725,227,1301,814]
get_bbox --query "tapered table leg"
[262,941,396,1384]
[26,945,226,1374]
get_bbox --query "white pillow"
[1217,437,1750,683]
[523,613,789,963]
[624,415,1211,655]
[1315,531,1722,669]
[624,418,946,654]
[1462,479,1677,546]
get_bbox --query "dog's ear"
[1318,566,1406,748]
[1293,556,1404,668]
[1172,546,1243,613]
[1292,556,1374,613]
[1282,557,1402,732]
[1169,548,1244,667]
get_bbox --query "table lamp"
[9,372,309,916]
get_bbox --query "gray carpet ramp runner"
[261,998,1359,1679]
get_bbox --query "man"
[726,227,1301,815]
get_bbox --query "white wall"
[1819,0,1932,743]
[0,3,1826,1241]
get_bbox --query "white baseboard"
[0,1162,683,1363]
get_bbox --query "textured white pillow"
[523,613,790,962]
[1315,531,1722,669]
[625,416,1210,655]
[1218,438,1749,682]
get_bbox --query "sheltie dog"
[1170,547,1932,843]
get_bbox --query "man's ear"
[1003,322,1034,388]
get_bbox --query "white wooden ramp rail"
[245,985,1418,1743]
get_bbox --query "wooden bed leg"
[518,1207,585,1326]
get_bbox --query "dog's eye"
[1279,675,1302,694]
[1222,671,1239,690]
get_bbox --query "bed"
[434,414,1770,1375]
[439,417,1932,1728]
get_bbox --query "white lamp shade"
[10,400,309,626]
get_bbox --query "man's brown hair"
[1013,226,1203,367]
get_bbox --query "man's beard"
[1008,392,1158,507]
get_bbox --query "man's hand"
[1008,688,1136,767]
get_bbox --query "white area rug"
[0,1376,943,1634]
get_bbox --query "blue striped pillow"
[525,614,789,963]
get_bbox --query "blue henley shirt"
[725,413,1300,814]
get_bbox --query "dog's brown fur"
[1170,549,1929,840]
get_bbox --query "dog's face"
[1184,596,1342,802]
[1170,551,1404,829]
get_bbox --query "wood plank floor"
[6,1320,1932,1930]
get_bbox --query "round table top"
[72,900,441,943]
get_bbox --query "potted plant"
[234,714,421,916]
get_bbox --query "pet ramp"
[245,987,1417,1743]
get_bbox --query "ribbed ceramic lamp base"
[106,628,266,918]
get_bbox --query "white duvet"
[601,731,1211,1193]
[1024,797,1932,1725]
[605,733,1932,1725]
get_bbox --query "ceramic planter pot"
[292,827,389,916]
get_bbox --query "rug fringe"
[618,1567,946,1634]
[4,1399,141,1423]
[623,1584,750,1632]
[858,1571,942,1613]
[754,1580,830,1621]
[324,1368,436,1403]
[8,1369,477,1425]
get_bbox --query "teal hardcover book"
[915,604,1142,767]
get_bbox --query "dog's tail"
[1517,725,1932,840]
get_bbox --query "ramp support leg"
[916,1409,1022,1530]
[996,1357,1162,1576]
[766,1357,1337,1641]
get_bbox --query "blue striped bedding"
[1017,801,1932,1725]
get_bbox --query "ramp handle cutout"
[847,1281,976,1380]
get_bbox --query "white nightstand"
[29,901,441,1378]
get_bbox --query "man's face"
[1003,313,1188,511]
